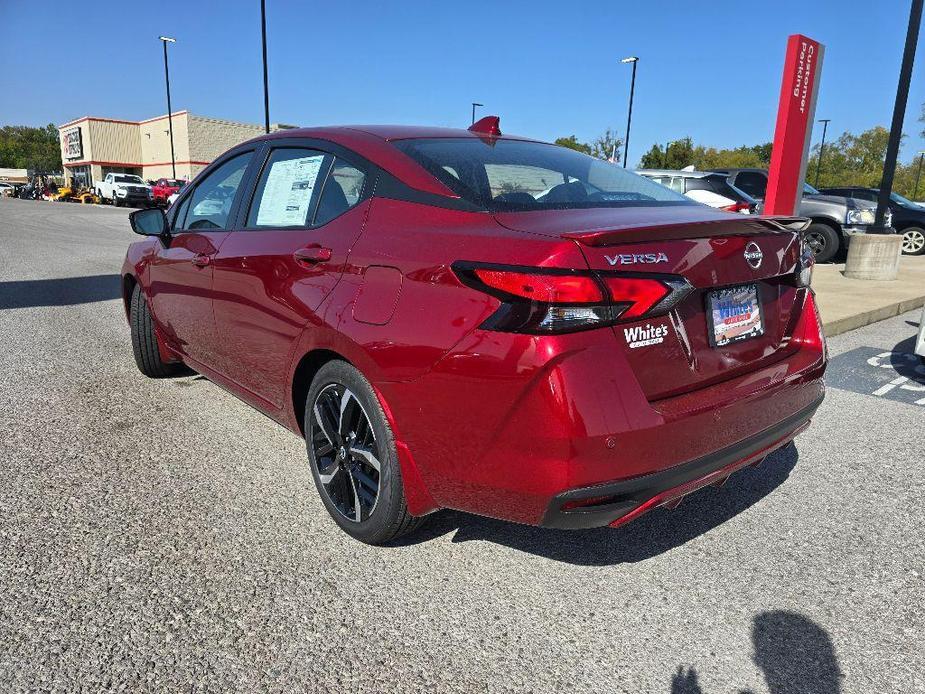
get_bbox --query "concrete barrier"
[843,233,904,280]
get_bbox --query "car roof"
[239,123,545,198]
[636,169,718,178]
[709,168,767,174]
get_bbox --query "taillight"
[452,262,693,334]
[721,201,752,214]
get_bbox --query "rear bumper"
[541,395,822,529]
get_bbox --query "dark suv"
[711,168,882,262]
[819,187,925,256]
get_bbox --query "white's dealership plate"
[707,284,763,346]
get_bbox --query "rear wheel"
[112,193,120,207]
[901,226,925,255]
[130,284,180,378]
[305,361,424,544]
[803,223,840,263]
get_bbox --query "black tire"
[130,284,180,378]
[803,223,840,263]
[305,360,424,544]
[112,193,120,207]
[901,226,925,255]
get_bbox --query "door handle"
[293,245,333,265]
[192,253,212,267]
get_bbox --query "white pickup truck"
[95,173,153,208]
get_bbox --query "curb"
[822,295,925,337]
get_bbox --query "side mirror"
[129,207,168,237]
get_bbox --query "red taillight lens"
[599,277,670,319]
[473,268,604,304]
[721,202,751,213]
[453,262,693,334]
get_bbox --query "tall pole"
[471,102,483,125]
[873,0,923,232]
[261,0,270,133]
[915,152,925,200]
[814,119,830,188]
[621,56,638,168]
[159,36,177,179]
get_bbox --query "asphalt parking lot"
[0,197,921,693]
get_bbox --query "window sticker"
[256,155,325,227]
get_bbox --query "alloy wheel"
[804,230,827,257]
[902,228,925,254]
[309,383,381,523]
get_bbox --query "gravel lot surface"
[0,198,921,693]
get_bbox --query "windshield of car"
[166,179,185,187]
[803,182,821,195]
[394,138,693,211]
[114,175,144,184]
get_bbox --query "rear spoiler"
[562,216,811,246]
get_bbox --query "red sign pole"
[765,34,825,215]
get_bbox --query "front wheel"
[305,361,424,544]
[129,284,180,378]
[803,223,840,263]
[901,226,925,255]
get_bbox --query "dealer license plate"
[707,284,763,347]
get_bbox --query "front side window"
[394,138,692,211]
[114,175,145,184]
[178,152,252,231]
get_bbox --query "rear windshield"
[166,179,185,187]
[394,138,693,211]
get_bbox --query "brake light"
[472,268,604,303]
[795,236,815,287]
[721,201,752,214]
[599,277,670,319]
[453,262,693,334]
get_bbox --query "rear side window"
[314,159,367,226]
[246,148,328,228]
[732,171,767,199]
[178,152,253,230]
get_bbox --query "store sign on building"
[64,127,83,160]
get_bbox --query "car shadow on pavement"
[0,274,121,309]
[396,443,799,566]
[671,611,842,693]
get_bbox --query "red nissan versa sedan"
[122,117,826,544]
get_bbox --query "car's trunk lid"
[494,207,806,401]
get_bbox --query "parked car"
[636,169,757,214]
[0,181,21,197]
[151,178,186,206]
[95,173,153,208]
[818,186,925,255]
[711,168,882,263]
[122,119,826,544]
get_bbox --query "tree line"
[556,111,925,200]
[0,125,62,172]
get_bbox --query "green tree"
[554,135,592,155]
[0,124,62,172]
[805,126,894,189]
[591,128,624,162]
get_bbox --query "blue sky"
[2,0,923,166]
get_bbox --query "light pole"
[620,56,638,168]
[158,36,177,179]
[471,102,483,125]
[872,0,923,233]
[915,151,925,200]
[814,118,830,188]
[260,0,270,133]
